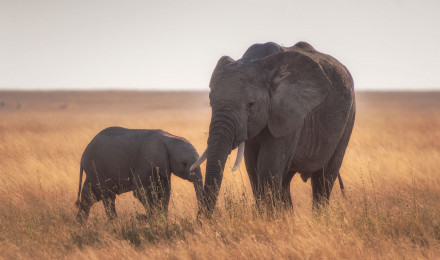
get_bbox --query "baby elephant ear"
[263,51,332,138]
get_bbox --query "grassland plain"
[0,91,439,259]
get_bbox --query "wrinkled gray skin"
[201,42,355,212]
[75,127,203,223]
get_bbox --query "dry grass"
[1,90,440,259]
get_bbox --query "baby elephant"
[75,127,203,223]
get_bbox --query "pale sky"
[1,0,439,90]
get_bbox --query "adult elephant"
[192,41,355,213]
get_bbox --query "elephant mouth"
[232,134,247,150]
[190,134,247,173]
[232,140,241,150]
[190,139,246,173]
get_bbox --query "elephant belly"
[291,145,333,174]
[83,161,133,195]
[290,111,346,174]
[112,170,134,194]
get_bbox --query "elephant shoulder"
[317,54,354,94]
[99,126,127,134]
[289,44,354,95]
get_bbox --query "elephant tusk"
[190,147,208,171]
[232,142,245,171]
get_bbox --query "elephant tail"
[337,172,345,197]
[75,163,84,208]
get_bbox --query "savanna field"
[1,91,440,259]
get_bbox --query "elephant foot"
[252,197,292,218]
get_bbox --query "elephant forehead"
[209,88,249,108]
[211,71,246,87]
[209,82,245,95]
[211,64,261,85]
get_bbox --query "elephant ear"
[263,51,332,138]
[215,56,235,69]
[209,56,235,89]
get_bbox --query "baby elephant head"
[166,137,203,207]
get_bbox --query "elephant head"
[191,42,333,212]
[166,138,204,207]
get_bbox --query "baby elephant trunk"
[190,166,204,208]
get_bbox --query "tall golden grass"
[0,91,439,259]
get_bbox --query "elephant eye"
[247,100,255,109]
[182,162,187,167]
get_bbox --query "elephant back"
[241,42,284,63]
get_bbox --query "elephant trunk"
[202,114,236,213]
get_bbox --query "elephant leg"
[311,168,338,208]
[134,184,169,216]
[147,175,170,213]
[312,110,355,208]
[256,133,293,210]
[132,166,171,217]
[281,171,295,209]
[102,192,117,220]
[133,183,152,211]
[147,176,171,213]
[157,179,171,214]
[132,177,163,216]
[76,180,100,224]
[130,168,152,211]
[244,139,260,201]
[133,190,146,207]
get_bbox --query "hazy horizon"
[1,87,440,92]
[1,0,439,91]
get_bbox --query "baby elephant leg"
[133,185,155,217]
[133,177,170,216]
[76,180,100,224]
[102,191,117,220]
[156,178,171,213]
